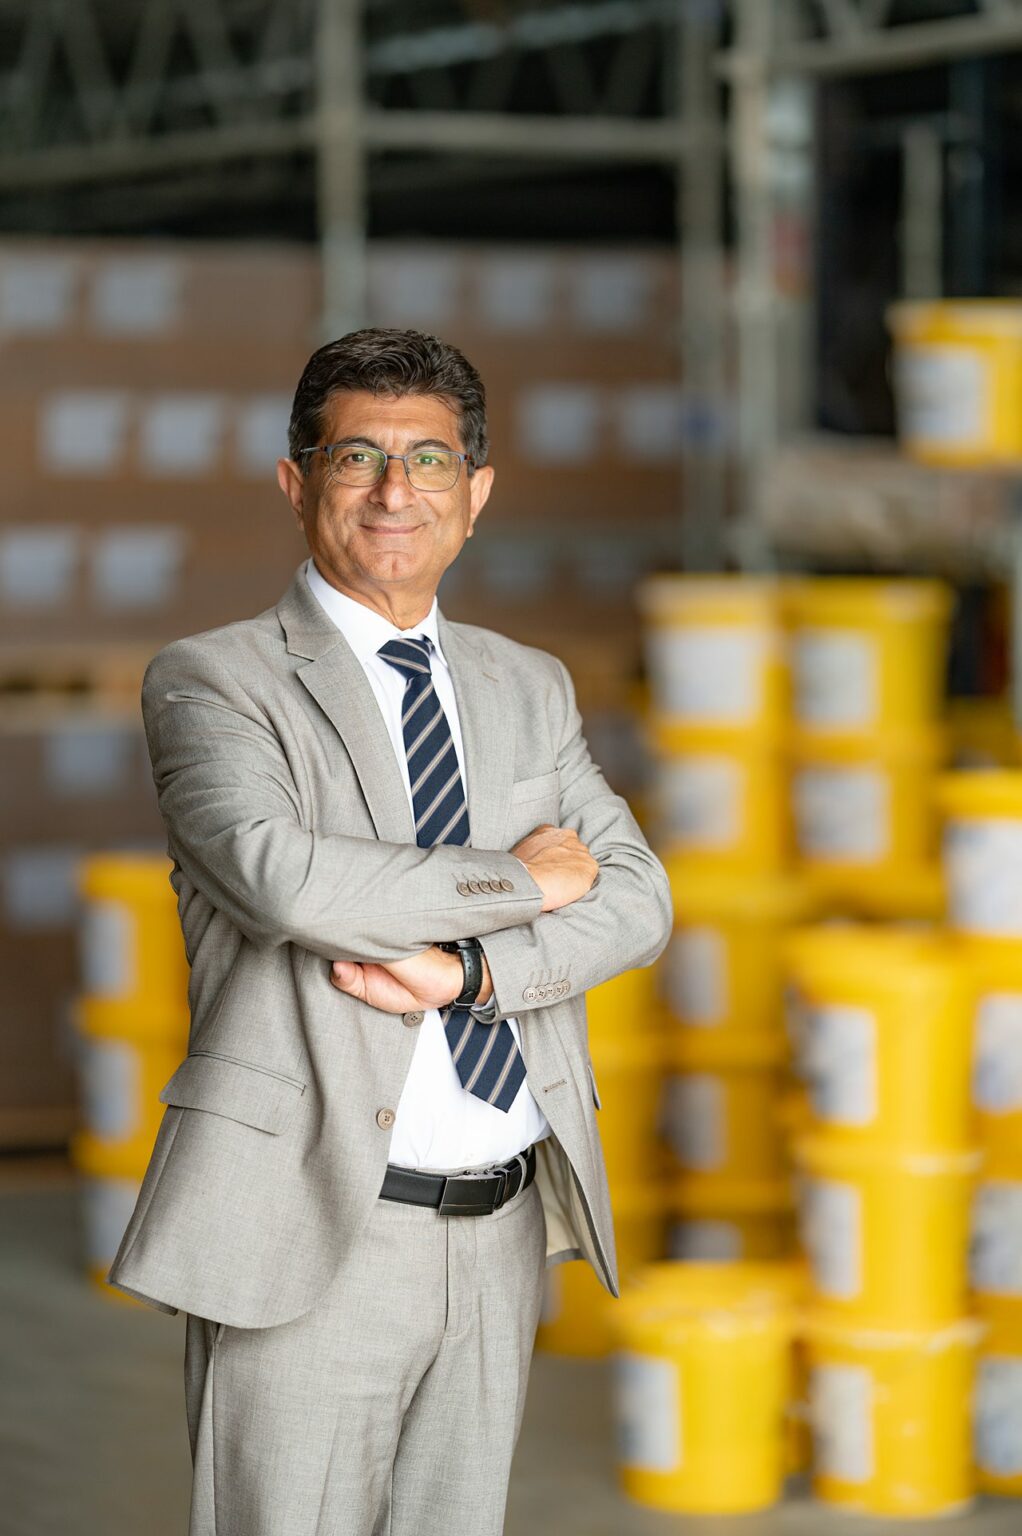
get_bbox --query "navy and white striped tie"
[377,635,527,1114]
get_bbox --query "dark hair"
[287,327,488,471]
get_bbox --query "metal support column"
[316,0,367,339]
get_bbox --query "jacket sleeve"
[142,639,543,962]
[480,659,672,1014]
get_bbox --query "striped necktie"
[377,635,527,1114]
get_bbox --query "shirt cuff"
[469,994,498,1022]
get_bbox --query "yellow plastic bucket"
[612,1261,797,1513]
[948,695,1018,769]
[639,576,789,740]
[663,1032,789,1183]
[669,1173,797,1262]
[536,1183,666,1359]
[888,299,1022,466]
[661,864,813,1039]
[975,1312,1022,1495]
[78,854,189,1027]
[784,926,973,1152]
[653,735,791,875]
[786,577,952,738]
[73,1004,184,1168]
[72,1129,145,1301]
[796,1136,979,1327]
[584,964,661,1043]
[791,727,946,919]
[954,938,1022,1162]
[806,1312,981,1517]
[939,772,1022,938]
[587,1030,667,1196]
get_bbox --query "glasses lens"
[325,446,387,485]
[405,450,462,491]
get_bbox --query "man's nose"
[368,457,415,508]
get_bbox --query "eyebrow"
[329,435,458,452]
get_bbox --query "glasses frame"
[295,442,474,492]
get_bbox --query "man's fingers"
[331,960,365,998]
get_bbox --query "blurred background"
[8,0,1022,1531]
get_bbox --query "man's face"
[278,390,493,614]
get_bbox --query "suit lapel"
[439,615,515,854]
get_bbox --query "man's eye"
[413,453,440,466]
[341,450,373,465]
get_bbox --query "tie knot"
[377,635,432,679]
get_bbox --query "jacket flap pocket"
[158,1053,305,1135]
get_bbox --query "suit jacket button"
[524,987,538,1002]
[478,879,493,894]
[376,1108,396,1130]
[457,881,471,896]
[468,879,482,894]
[500,878,514,892]
[536,986,548,1000]
[403,1011,424,1028]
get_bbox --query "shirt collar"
[304,558,446,669]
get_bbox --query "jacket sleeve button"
[478,879,493,894]
[500,878,514,892]
[376,1108,396,1130]
[456,881,471,896]
[523,987,538,1002]
[403,1011,424,1028]
[468,879,482,894]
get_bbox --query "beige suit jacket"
[109,563,672,1327]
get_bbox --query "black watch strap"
[437,937,484,1007]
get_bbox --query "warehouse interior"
[7,0,1022,1530]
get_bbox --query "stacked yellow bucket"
[787,579,952,920]
[939,772,1022,1493]
[74,854,188,1298]
[641,577,804,1265]
[785,925,981,1517]
[536,966,668,1356]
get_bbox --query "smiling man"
[109,327,672,1536]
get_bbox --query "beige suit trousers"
[184,1179,547,1536]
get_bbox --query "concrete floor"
[2,1171,1020,1536]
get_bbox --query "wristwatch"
[437,937,484,1007]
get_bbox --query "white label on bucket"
[896,345,986,448]
[971,1183,1022,1296]
[80,1176,142,1268]
[974,994,1022,1113]
[804,1004,877,1127]
[669,1218,742,1261]
[661,758,740,849]
[666,1073,725,1171]
[615,1352,681,1472]
[976,1356,1022,1477]
[665,927,726,1025]
[81,900,135,998]
[647,627,764,724]
[945,820,1022,937]
[794,630,877,730]
[793,766,889,861]
[811,1364,873,1483]
[77,1037,139,1140]
[803,1178,862,1299]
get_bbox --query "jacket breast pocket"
[507,770,560,839]
[158,1051,306,1135]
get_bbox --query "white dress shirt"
[305,559,550,1171]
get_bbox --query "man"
[109,327,672,1536]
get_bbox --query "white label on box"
[804,1004,877,1127]
[974,994,1022,1112]
[615,385,684,463]
[976,1357,1022,1477]
[665,927,726,1025]
[896,345,986,448]
[139,394,224,476]
[647,627,764,723]
[572,257,653,333]
[811,1364,873,1483]
[615,1352,681,1472]
[0,255,77,334]
[368,250,459,326]
[516,385,601,465]
[81,900,134,997]
[39,391,128,474]
[666,1073,725,1171]
[235,393,291,475]
[945,819,1022,937]
[89,257,182,335]
[669,1218,742,1261]
[81,1176,142,1267]
[90,527,185,610]
[971,1183,1022,1296]
[661,758,741,849]
[44,725,134,798]
[794,630,877,730]
[794,766,889,861]
[78,1037,139,1140]
[0,527,79,606]
[803,1177,861,1299]
[2,846,81,929]
[476,254,556,331]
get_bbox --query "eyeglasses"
[295,442,473,492]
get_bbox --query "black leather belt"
[380,1144,537,1217]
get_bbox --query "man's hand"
[330,946,493,1015]
[512,824,598,913]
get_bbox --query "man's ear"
[277,458,306,528]
[466,464,494,536]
